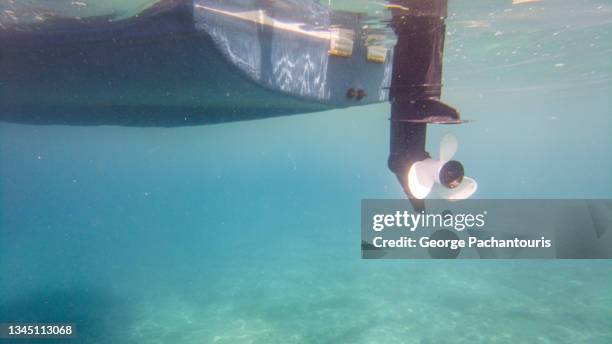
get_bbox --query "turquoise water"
[1,0,612,343]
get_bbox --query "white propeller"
[439,133,458,161]
[407,133,477,200]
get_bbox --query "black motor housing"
[387,0,460,210]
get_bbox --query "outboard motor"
[387,0,476,211]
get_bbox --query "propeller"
[407,133,477,200]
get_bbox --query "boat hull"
[0,0,393,127]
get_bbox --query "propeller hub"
[439,160,464,189]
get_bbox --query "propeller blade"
[408,161,436,199]
[439,133,458,161]
[434,176,478,201]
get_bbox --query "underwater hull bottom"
[0,32,338,127]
